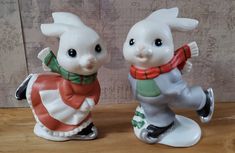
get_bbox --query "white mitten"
[188,41,199,57]
[85,98,95,109]
[181,41,198,74]
[37,47,51,71]
[80,98,95,112]
[38,47,51,61]
[42,63,51,72]
[181,61,193,74]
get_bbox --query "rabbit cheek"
[57,55,81,73]
[152,47,174,66]
[123,48,136,64]
[123,41,137,62]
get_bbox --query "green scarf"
[43,51,97,85]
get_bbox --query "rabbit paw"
[181,61,192,74]
[85,98,95,109]
[38,47,51,61]
[38,48,52,71]
[80,98,95,112]
[188,41,199,57]
[42,63,51,71]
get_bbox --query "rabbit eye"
[129,38,135,46]
[68,49,77,57]
[155,38,162,47]
[95,44,102,53]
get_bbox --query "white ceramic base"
[158,115,201,147]
[34,123,98,141]
[34,123,70,141]
[132,106,201,147]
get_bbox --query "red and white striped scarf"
[130,45,191,80]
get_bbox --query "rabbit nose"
[87,57,96,64]
[86,57,97,69]
[136,46,152,57]
[79,55,97,67]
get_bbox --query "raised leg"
[15,74,33,100]
[169,86,215,123]
[197,88,214,123]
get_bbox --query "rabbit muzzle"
[135,47,152,62]
[80,55,97,70]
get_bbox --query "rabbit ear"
[147,7,179,21]
[167,18,199,31]
[146,7,198,31]
[41,12,86,37]
[40,23,68,37]
[52,12,85,27]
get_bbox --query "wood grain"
[0,102,234,153]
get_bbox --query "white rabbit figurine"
[123,7,214,147]
[15,12,108,141]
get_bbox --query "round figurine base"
[132,106,201,147]
[34,123,98,141]
[158,115,201,147]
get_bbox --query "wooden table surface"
[0,102,234,153]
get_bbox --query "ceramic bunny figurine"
[15,12,108,141]
[123,7,214,147]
